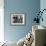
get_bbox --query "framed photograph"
[11,14,25,25]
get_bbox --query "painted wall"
[4,0,40,42]
[0,0,4,42]
[40,0,46,27]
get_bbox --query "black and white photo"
[11,14,25,25]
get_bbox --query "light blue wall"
[40,0,46,27]
[4,0,40,42]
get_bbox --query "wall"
[40,0,46,27]
[4,0,40,42]
[0,0,4,42]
